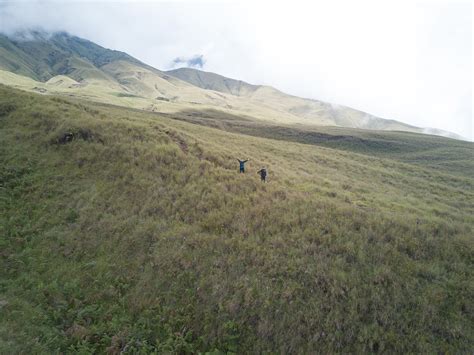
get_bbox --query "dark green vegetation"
[0,31,145,82]
[1,85,473,353]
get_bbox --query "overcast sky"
[1,0,472,139]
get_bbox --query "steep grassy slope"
[166,108,474,176]
[166,67,260,96]
[1,85,473,353]
[0,31,462,138]
[0,32,266,111]
[0,35,41,80]
[0,31,141,82]
[0,68,335,126]
[0,32,208,103]
[167,68,374,127]
[167,68,463,139]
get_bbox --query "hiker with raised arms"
[237,158,249,173]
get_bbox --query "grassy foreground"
[1,85,473,353]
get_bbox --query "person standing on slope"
[257,167,267,182]
[237,158,249,173]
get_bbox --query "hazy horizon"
[0,0,471,139]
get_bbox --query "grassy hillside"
[0,31,142,82]
[166,67,260,96]
[167,108,474,176]
[1,85,473,353]
[0,68,346,127]
[0,31,462,138]
[166,68,463,139]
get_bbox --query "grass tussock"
[0,85,473,353]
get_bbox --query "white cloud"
[169,54,206,69]
[0,0,471,139]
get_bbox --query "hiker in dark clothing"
[237,159,249,173]
[257,168,267,182]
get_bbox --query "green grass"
[1,32,463,139]
[1,85,473,353]
[0,32,142,82]
[168,108,474,176]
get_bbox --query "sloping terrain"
[0,31,242,110]
[166,67,260,96]
[0,31,462,138]
[166,107,474,176]
[0,31,142,82]
[1,85,473,353]
[167,68,463,138]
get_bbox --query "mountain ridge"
[167,67,465,140]
[0,30,464,140]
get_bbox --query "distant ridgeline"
[0,30,464,140]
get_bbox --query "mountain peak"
[0,30,143,81]
[0,31,465,140]
[5,29,52,42]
